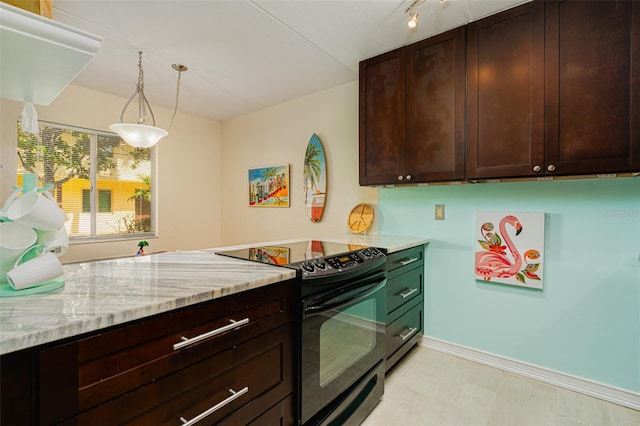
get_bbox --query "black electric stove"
[218,240,388,425]
[216,240,385,279]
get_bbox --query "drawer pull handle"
[179,386,249,426]
[173,318,250,350]
[398,288,418,299]
[400,257,419,266]
[399,327,418,342]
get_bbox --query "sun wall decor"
[475,211,545,289]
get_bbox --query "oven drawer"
[386,265,423,317]
[66,324,293,425]
[385,300,423,370]
[39,280,294,424]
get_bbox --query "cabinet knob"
[547,164,556,172]
[533,165,541,172]
[397,175,404,181]
[406,175,412,181]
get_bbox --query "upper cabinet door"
[545,0,640,175]
[466,1,545,180]
[406,27,466,182]
[359,49,406,186]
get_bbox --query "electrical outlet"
[435,204,445,220]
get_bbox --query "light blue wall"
[378,178,640,392]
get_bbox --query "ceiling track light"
[408,11,418,28]
[405,0,447,29]
[405,0,425,29]
[110,51,187,150]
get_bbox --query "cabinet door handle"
[397,175,404,181]
[179,387,249,425]
[398,327,418,342]
[406,175,412,181]
[400,257,419,266]
[173,318,250,350]
[533,165,541,172]
[547,164,556,172]
[398,288,418,299]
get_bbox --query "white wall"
[1,85,223,262]
[221,81,378,245]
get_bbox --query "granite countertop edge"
[0,234,428,355]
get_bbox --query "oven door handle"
[304,278,386,316]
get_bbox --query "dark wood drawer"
[65,324,293,425]
[386,245,424,274]
[387,265,423,318]
[225,395,294,426]
[39,280,294,424]
[385,300,423,371]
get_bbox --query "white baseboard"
[420,336,640,411]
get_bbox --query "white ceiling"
[54,0,531,121]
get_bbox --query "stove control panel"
[300,247,385,276]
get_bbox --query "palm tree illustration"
[261,167,284,205]
[304,142,322,204]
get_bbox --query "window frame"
[17,120,156,243]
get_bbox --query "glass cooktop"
[216,240,370,268]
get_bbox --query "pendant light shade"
[109,123,168,149]
[111,51,186,149]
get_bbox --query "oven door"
[300,269,387,425]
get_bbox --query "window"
[16,121,154,239]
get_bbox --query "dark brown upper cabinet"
[544,0,640,176]
[359,27,466,186]
[467,0,639,180]
[466,1,545,180]
[359,48,406,186]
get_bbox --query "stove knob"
[314,260,326,269]
[302,262,315,273]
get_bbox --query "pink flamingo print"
[475,215,523,281]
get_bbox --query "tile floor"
[362,347,640,426]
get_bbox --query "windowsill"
[69,234,157,245]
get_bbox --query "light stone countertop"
[0,234,428,355]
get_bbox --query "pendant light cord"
[168,64,187,131]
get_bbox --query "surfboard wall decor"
[303,133,327,222]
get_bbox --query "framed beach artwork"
[249,164,289,207]
[475,211,545,289]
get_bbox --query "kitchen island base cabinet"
[384,245,425,373]
[0,349,36,425]
[64,325,292,425]
[1,280,296,426]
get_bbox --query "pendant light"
[110,51,187,149]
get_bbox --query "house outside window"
[82,189,112,213]
[16,121,154,240]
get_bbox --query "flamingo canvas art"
[475,211,545,289]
